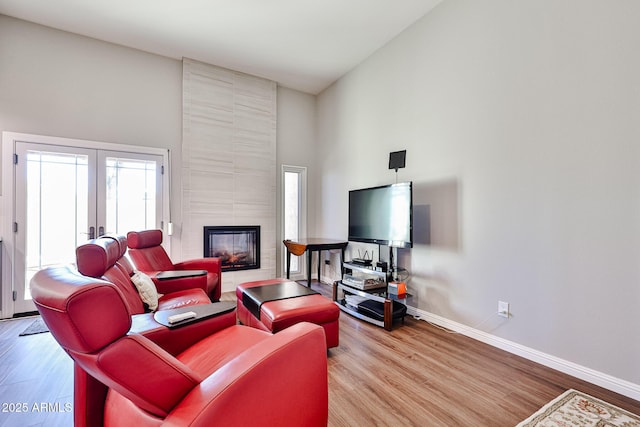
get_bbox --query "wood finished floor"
[0,282,638,426]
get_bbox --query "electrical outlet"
[498,301,510,318]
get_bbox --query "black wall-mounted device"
[389,150,407,172]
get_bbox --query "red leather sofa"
[30,237,329,426]
[127,229,222,301]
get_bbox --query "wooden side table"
[283,239,348,287]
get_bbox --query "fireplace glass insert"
[204,226,260,271]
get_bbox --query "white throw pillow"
[131,271,161,311]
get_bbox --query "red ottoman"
[237,278,340,349]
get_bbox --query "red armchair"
[31,265,329,427]
[127,229,222,302]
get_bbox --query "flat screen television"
[348,182,413,248]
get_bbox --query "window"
[282,165,306,276]
[104,156,158,234]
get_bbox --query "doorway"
[2,133,168,316]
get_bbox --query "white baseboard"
[406,305,640,402]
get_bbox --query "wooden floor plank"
[0,318,73,427]
[1,284,638,426]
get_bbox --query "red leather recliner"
[31,263,329,427]
[77,235,231,355]
[78,235,212,313]
[127,229,222,302]
[68,235,236,425]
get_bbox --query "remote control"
[167,311,197,324]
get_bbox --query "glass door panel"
[15,143,96,313]
[27,151,89,268]
[101,152,162,236]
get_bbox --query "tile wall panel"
[183,58,277,290]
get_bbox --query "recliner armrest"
[156,270,207,280]
[174,259,222,301]
[147,271,208,294]
[175,257,221,274]
[165,322,328,427]
[130,310,237,356]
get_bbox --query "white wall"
[0,15,183,151]
[276,87,318,276]
[181,59,278,290]
[316,0,640,388]
[0,14,184,240]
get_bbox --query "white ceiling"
[0,0,442,94]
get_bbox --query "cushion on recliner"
[31,266,132,354]
[104,234,128,257]
[157,289,210,311]
[76,238,120,278]
[104,234,137,275]
[131,271,161,311]
[127,229,163,249]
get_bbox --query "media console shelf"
[332,262,407,331]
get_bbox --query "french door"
[12,141,164,314]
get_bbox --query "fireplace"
[204,226,260,271]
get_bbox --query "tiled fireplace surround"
[182,59,277,291]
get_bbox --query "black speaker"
[389,150,406,171]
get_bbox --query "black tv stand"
[333,262,407,331]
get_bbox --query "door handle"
[88,226,95,240]
[98,226,105,237]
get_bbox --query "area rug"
[516,389,640,426]
[18,318,49,336]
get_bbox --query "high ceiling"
[0,0,442,94]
